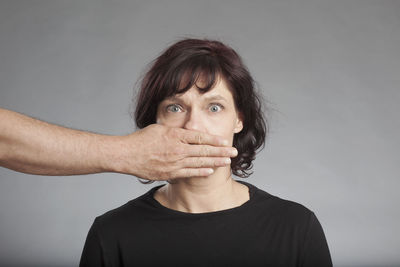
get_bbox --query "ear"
[233,112,244,133]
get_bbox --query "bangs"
[162,54,222,98]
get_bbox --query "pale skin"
[0,107,238,179]
[153,76,250,213]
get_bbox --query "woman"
[80,38,332,266]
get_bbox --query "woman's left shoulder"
[250,183,318,221]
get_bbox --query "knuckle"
[214,159,220,167]
[156,172,164,180]
[195,133,203,144]
[197,158,205,167]
[174,158,185,169]
[181,169,189,178]
[153,169,163,180]
[165,162,176,172]
[151,123,163,135]
[171,127,180,136]
[172,170,182,179]
[165,126,176,137]
[168,171,178,180]
[160,166,175,180]
[203,146,211,157]
[173,146,186,157]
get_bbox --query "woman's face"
[156,76,243,144]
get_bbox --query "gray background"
[0,0,399,266]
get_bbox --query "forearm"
[0,108,123,175]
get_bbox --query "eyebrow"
[164,94,228,103]
[204,95,228,102]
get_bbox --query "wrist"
[98,134,139,176]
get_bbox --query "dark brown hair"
[133,38,267,183]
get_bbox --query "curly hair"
[133,38,267,184]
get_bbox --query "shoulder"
[246,181,316,225]
[270,192,313,218]
[91,186,159,230]
[242,182,332,265]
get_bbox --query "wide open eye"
[166,104,182,113]
[209,103,224,113]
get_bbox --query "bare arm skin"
[0,108,237,179]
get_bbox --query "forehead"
[164,76,234,103]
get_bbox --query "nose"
[183,108,205,132]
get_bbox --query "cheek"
[205,116,238,139]
[156,113,185,127]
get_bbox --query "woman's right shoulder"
[91,189,155,228]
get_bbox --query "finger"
[171,168,214,179]
[178,129,229,146]
[180,157,231,168]
[184,144,238,158]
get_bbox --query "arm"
[79,218,106,267]
[0,108,111,175]
[0,108,237,178]
[300,212,333,267]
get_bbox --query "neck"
[159,166,246,213]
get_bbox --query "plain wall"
[0,1,399,266]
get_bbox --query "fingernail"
[221,139,229,146]
[207,168,214,174]
[224,158,231,164]
[231,148,238,156]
